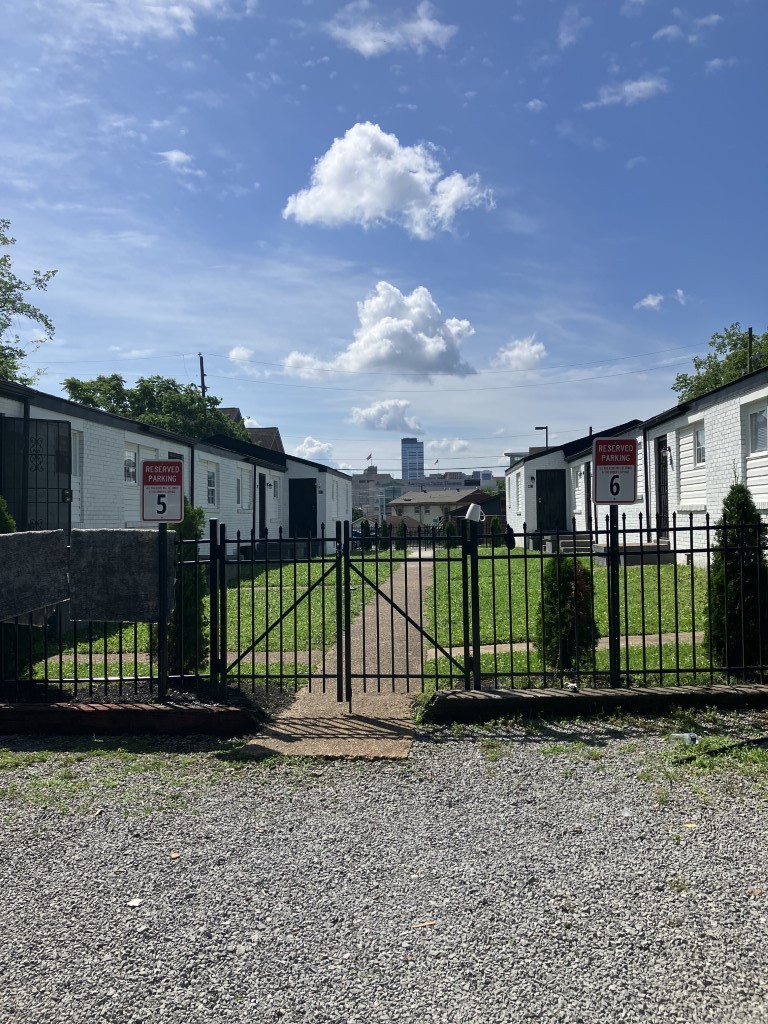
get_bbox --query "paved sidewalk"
[243,557,431,760]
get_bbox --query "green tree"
[706,482,768,675]
[168,498,210,677]
[672,323,768,402]
[61,373,249,442]
[534,556,600,674]
[0,219,56,384]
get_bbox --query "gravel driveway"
[2,714,768,1024]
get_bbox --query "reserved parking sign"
[592,439,637,504]
[142,460,184,522]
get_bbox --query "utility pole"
[199,353,207,399]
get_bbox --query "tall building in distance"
[401,437,425,480]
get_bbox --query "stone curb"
[0,702,256,736]
[423,684,768,723]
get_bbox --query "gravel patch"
[2,715,768,1024]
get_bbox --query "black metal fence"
[2,512,767,702]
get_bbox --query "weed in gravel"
[540,741,604,761]
[668,876,689,895]
[653,786,671,807]
[480,738,505,762]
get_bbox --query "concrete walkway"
[243,555,431,760]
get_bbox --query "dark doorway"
[289,479,317,537]
[655,436,670,539]
[258,473,267,538]
[584,463,593,534]
[536,469,567,532]
[0,418,71,532]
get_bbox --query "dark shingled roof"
[246,426,285,453]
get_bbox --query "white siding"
[678,427,706,506]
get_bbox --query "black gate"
[0,418,72,532]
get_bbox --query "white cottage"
[0,379,351,541]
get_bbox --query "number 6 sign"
[592,438,637,505]
[142,460,184,522]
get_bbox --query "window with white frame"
[273,478,279,500]
[750,409,767,454]
[515,474,521,513]
[201,461,218,506]
[694,427,706,465]
[237,466,253,510]
[124,447,137,483]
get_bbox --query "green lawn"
[423,641,718,688]
[428,556,709,646]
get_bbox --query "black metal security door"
[289,479,317,537]
[0,418,71,531]
[655,436,670,539]
[536,469,567,532]
[258,473,267,537]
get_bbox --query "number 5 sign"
[142,460,184,523]
[592,438,637,505]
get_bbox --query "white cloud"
[675,288,687,306]
[244,416,261,428]
[653,24,684,41]
[158,150,205,176]
[583,76,668,110]
[227,345,271,378]
[326,1,457,57]
[705,57,737,74]
[633,293,664,311]
[621,0,646,15]
[28,0,241,45]
[696,14,723,28]
[491,334,546,371]
[283,122,492,239]
[293,436,334,463]
[625,155,648,170]
[283,281,476,380]
[526,98,546,113]
[428,438,469,453]
[558,6,590,49]
[350,399,423,433]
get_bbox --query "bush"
[378,521,390,552]
[489,516,501,547]
[395,520,407,551]
[534,555,600,673]
[168,499,210,677]
[706,482,768,674]
[0,494,29,683]
[360,519,372,552]
[0,495,16,534]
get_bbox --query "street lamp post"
[535,425,549,449]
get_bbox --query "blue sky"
[3,0,765,476]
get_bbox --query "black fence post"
[218,522,228,697]
[469,519,482,690]
[343,520,352,709]
[157,522,169,701]
[208,518,219,690]
[460,518,472,690]
[608,504,621,687]
[336,520,344,703]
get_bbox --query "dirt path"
[244,555,432,760]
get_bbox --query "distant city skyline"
[401,437,425,481]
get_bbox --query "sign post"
[592,439,638,688]
[142,460,184,700]
[141,460,184,523]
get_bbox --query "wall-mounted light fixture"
[266,481,273,488]
[530,475,535,484]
